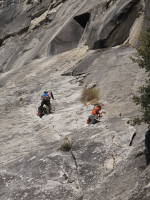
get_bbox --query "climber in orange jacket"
[91,105,102,117]
[87,104,103,125]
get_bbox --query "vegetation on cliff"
[132,29,150,124]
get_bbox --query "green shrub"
[60,137,72,152]
[80,87,100,105]
[132,29,150,124]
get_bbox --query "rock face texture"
[0,0,150,200]
[49,20,84,55]
[85,0,143,49]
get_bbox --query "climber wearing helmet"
[87,104,102,125]
[41,90,55,114]
[87,104,105,125]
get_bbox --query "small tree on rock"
[132,29,150,124]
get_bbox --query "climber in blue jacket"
[41,90,55,113]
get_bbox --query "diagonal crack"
[129,132,136,146]
[70,149,84,199]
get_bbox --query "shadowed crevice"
[93,0,141,49]
[74,13,90,28]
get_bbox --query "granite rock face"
[49,19,84,55]
[84,0,143,49]
[0,0,150,200]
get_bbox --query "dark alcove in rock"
[74,12,90,28]
[48,12,90,56]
